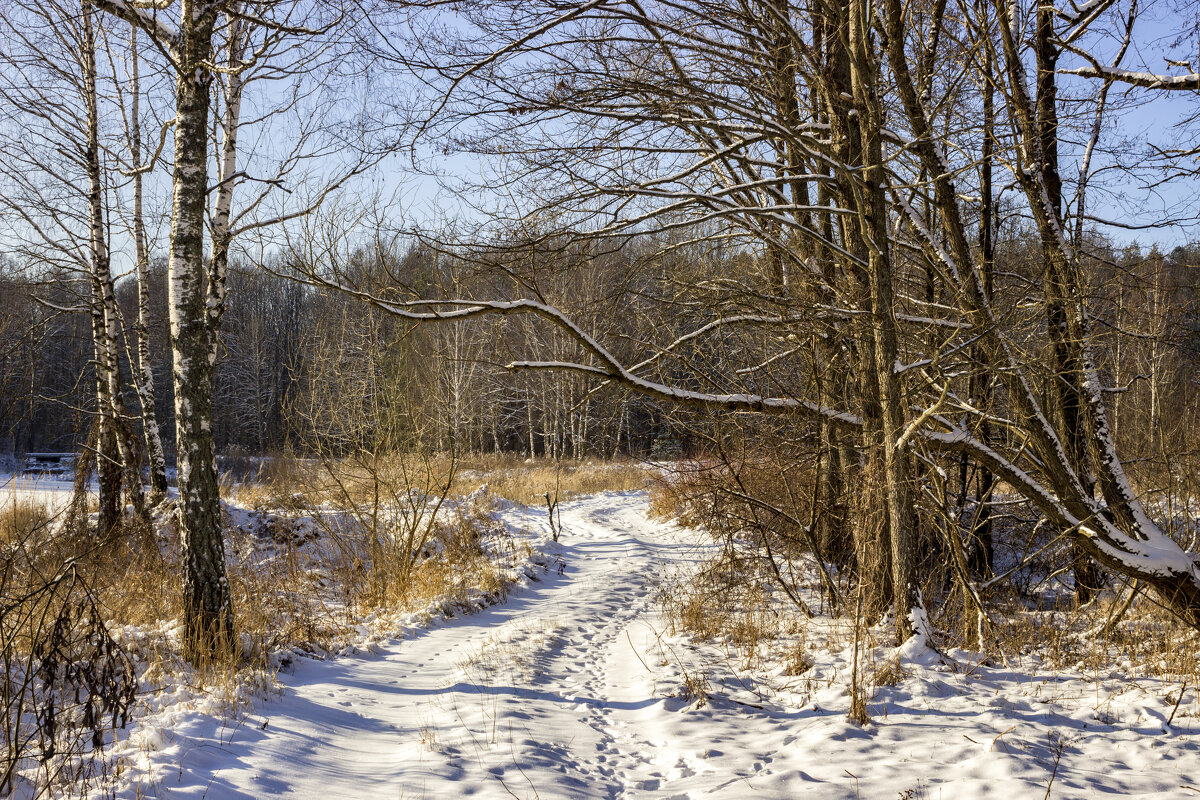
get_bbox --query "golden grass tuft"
[677,667,710,707]
[451,454,654,506]
[0,495,56,548]
[783,642,814,676]
[659,554,782,666]
[872,656,908,688]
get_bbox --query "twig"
[1168,679,1189,728]
[1043,732,1068,800]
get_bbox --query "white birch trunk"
[170,0,234,656]
[127,24,169,502]
[206,6,244,370]
[84,0,146,530]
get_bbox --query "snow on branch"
[313,276,1200,601]
[91,0,179,47]
[1062,64,1200,90]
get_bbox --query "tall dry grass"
[229,452,653,509]
[451,454,654,506]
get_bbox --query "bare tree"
[90,0,374,657]
[0,0,148,530]
[302,0,1200,640]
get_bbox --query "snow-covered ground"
[0,472,80,513]
[91,492,1200,798]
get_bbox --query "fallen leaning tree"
[294,287,1200,636]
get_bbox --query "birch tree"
[88,0,368,656]
[114,21,172,502]
[0,0,149,530]
[85,0,238,655]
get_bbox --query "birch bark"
[126,24,170,503]
[84,0,147,532]
[83,0,122,535]
[170,0,234,655]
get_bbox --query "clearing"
[105,493,1200,799]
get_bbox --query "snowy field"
[0,472,80,514]
[88,492,1200,800]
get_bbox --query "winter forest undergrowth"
[5,0,1200,796]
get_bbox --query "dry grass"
[216,452,650,658]
[658,533,1200,725]
[0,496,56,547]
[367,503,522,616]
[456,618,564,689]
[988,594,1200,688]
[451,454,654,506]
[783,641,814,676]
[677,668,711,707]
[664,587,729,642]
[847,688,870,726]
[229,452,654,511]
[221,498,524,657]
[659,552,781,667]
[217,453,652,657]
[872,656,908,688]
[218,452,601,652]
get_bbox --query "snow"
[1,472,80,514]
[1063,64,1200,91]
[80,492,1200,799]
[91,0,179,48]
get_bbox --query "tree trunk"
[970,30,996,576]
[83,1,125,536]
[821,3,893,621]
[1035,6,1102,603]
[849,0,916,642]
[128,25,169,503]
[171,2,234,659]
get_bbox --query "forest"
[3,0,1200,797]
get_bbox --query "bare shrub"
[650,453,839,614]
[1,500,138,798]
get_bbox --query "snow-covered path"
[117,493,1200,799]
[135,493,733,799]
